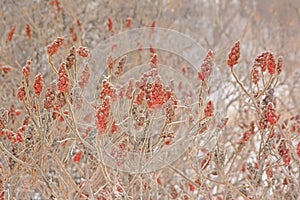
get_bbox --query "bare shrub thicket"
[1,0,300,199]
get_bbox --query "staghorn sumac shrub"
[0,1,300,200]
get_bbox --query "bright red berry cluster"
[278,141,291,166]
[135,69,176,109]
[251,64,260,84]
[110,121,118,134]
[33,73,44,96]
[100,79,116,100]
[25,23,31,40]
[149,53,158,68]
[22,60,31,78]
[107,17,113,32]
[0,128,23,144]
[44,85,56,110]
[95,97,111,134]
[252,52,282,77]
[146,80,174,109]
[237,121,255,153]
[255,52,268,72]
[106,54,114,70]
[17,86,26,101]
[134,90,145,105]
[76,46,90,58]
[54,91,67,110]
[266,52,276,75]
[47,37,64,56]
[7,23,16,42]
[73,151,82,163]
[227,41,240,68]
[57,62,69,92]
[204,100,214,117]
[266,102,279,125]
